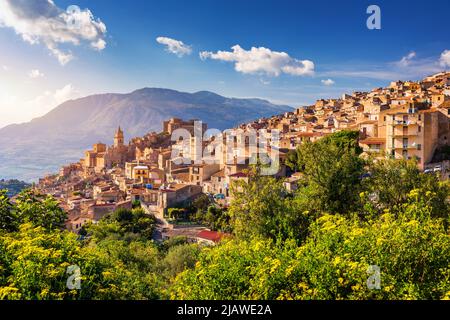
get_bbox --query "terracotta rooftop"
[196,230,230,243]
[212,170,225,178]
[174,172,190,183]
[358,120,378,125]
[360,137,386,145]
[229,172,248,178]
[438,100,450,109]
[296,132,323,137]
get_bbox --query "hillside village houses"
[37,72,450,241]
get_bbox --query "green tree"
[132,200,141,209]
[194,206,231,232]
[190,194,211,213]
[362,158,449,219]
[229,168,313,242]
[14,189,66,230]
[0,190,15,232]
[167,208,184,220]
[161,243,201,278]
[86,207,156,241]
[287,130,365,214]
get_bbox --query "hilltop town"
[36,72,450,243]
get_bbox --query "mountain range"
[0,88,292,182]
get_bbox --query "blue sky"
[0,0,449,127]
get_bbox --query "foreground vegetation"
[0,131,449,299]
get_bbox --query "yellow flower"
[408,189,420,199]
[40,288,50,297]
[270,259,281,274]
[285,265,295,277]
[350,228,364,237]
[442,291,450,300]
[384,286,393,292]
[297,282,309,290]
[322,221,336,231]
[406,220,419,228]
[333,256,342,266]
[351,284,361,291]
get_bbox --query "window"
[369,144,380,151]
[417,144,421,150]
[418,126,421,132]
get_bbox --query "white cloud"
[1,65,9,71]
[53,84,79,103]
[200,45,314,77]
[440,50,450,68]
[0,84,80,128]
[397,51,416,67]
[28,69,44,78]
[91,38,106,51]
[322,51,446,81]
[25,84,80,116]
[321,79,335,86]
[0,0,107,65]
[156,36,192,57]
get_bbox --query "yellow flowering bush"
[171,205,450,300]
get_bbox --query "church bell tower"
[114,126,124,147]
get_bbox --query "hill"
[0,88,291,181]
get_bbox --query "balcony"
[391,130,419,137]
[391,119,418,126]
[392,144,420,150]
[363,145,382,153]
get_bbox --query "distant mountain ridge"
[0,88,292,181]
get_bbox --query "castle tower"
[114,126,124,147]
